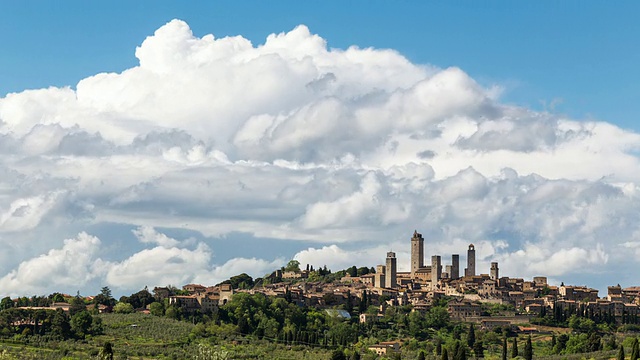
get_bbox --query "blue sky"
[1,2,640,297]
[1,1,638,130]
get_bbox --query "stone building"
[183,284,206,294]
[451,254,460,280]
[448,300,482,320]
[490,262,499,280]
[465,244,476,277]
[431,255,442,289]
[385,252,397,289]
[410,230,424,278]
[375,265,386,288]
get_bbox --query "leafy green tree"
[90,315,104,335]
[285,260,301,272]
[350,351,361,360]
[307,271,321,282]
[605,335,618,351]
[524,335,532,360]
[51,308,71,339]
[69,295,87,316]
[417,350,426,360]
[221,273,254,289]
[0,296,13,310]
[330,349,346,360]
[565,333,589,354]
[149,301,164,316]
[347,266,357,277]
[568,314,596,333]
[426,306,450,329]
[511,337,518,358]
[16,296,28,307]
[554,333,569,354]
[70,310,93,338]
[587,331,602,352]
[126,288,154,309]
[113,302,134,314]
[408,311,427,340]
[237,315,250,334]
[50,292,65,303]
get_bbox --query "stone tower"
[431,255,442,287]
[385,252,397,289]
[375,265,386,288]
[410,230,424,277]
[465,244,476,277]
[490,262,499,280]
[451,254,460,279]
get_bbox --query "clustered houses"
[552,285,640,323]
[241,279,383,310]
[167,230,640,328]
[367,230,640,326]
[154,283,235,314]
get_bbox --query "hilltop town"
[156,230,640,329]
[2,230,640,359]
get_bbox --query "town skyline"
[0,228,631,299]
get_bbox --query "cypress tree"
[455,342,467,360]
[473,340,484,358]
[441,347,449,360]
[459,347,467,360]
[631,338,639,360]
[617,345,625,360]
[467,324,476,348]
[502,337,507,360]
[359,291,367,313]
[99,342,114,360]
[524,335,532,360]
[551,333,556,349]
[452,342,460,359]
[511,337,518,358]
[453,326,462,340]
[417,351,426,360]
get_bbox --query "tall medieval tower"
[385,252,397,289]
[490,262,499,280]
[451,254,460,279]
[465,244,476,277]
[410,230,424,277]
[431,255,442,288]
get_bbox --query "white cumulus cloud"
[0,19,639,295]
